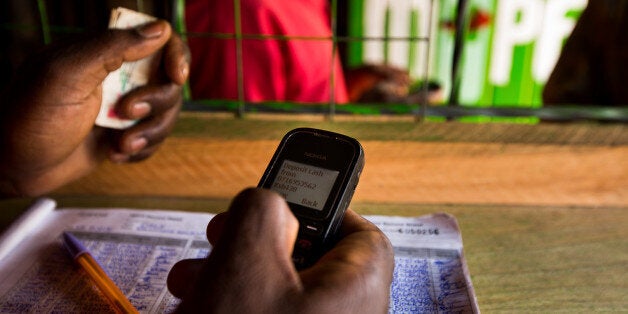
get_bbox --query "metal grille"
[1,0,626,122]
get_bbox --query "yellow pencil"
[62,232,138,314]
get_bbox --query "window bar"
[173,0,192,100]
[136,0,145,13]
[36,0,51,45]
[233,0,245,117]
[417,0,436,122]
[448,0,469,111]
[329,0,339,120]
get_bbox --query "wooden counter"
[2,115,626,311]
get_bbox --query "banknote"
[97,7,158,129]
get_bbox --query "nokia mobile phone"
[258,128,364,269]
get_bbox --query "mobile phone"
[258,128,364,269]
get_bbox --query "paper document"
[0,199,478,313]
[370,214,479,313]
[97,7,158,129]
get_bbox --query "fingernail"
[180,60,189,80]
[137,21,164,38]
[110,152,130,163]
[131,137,148,152]
[132,102,151,117]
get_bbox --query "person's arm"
[167,188,394,313]
[0,20,189,197]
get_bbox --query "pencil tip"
[62,232,87,258]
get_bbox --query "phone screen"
[270,160,339,211]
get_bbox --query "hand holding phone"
[258,128,364,269]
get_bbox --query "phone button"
[296,238,312,250]
[293,238,313,269]
[302,222,324,235]
[292,255,306,267]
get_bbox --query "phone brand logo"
[304,152,327,160]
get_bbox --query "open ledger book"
[0,198,479,313]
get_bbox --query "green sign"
[347,0,587,107]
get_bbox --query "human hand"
[167,188,394,313]
[0,20,189,196]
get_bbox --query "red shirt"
[185,0,348,103]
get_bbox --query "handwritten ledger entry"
[0,199,479,313]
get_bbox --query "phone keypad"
[296,238,313,250]
[293,234,320,269]
[302,221,324,236]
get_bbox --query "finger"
[320,210,393,270]
[218,188,299,268]
[115,83,182,119]
[108,100,179,161]
[206,212,228,246]
[298,210,394,313]
[179,188,302,311]
[162,32,190,85]
[167,258,206,299]
[8,21,172,109]
[22,20,174,113]
[329,210,394,270]
[60,20,173,86]
[339,209,383,236]
[310,210,392,269]
[109,142,159,163]
[98,21,172,74]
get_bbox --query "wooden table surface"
[1,114,626,312]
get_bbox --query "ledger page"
[0,206,212,313]
[369,213,479,313]
[0,203,478,313]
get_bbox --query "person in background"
[0,19,395,313]
[543,1,628,106]
[185,0,349,104]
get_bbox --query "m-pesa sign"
[347,0,588,107]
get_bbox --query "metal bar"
[233,0,245,117]
[448,0,469,110]
[182,101,628,123]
